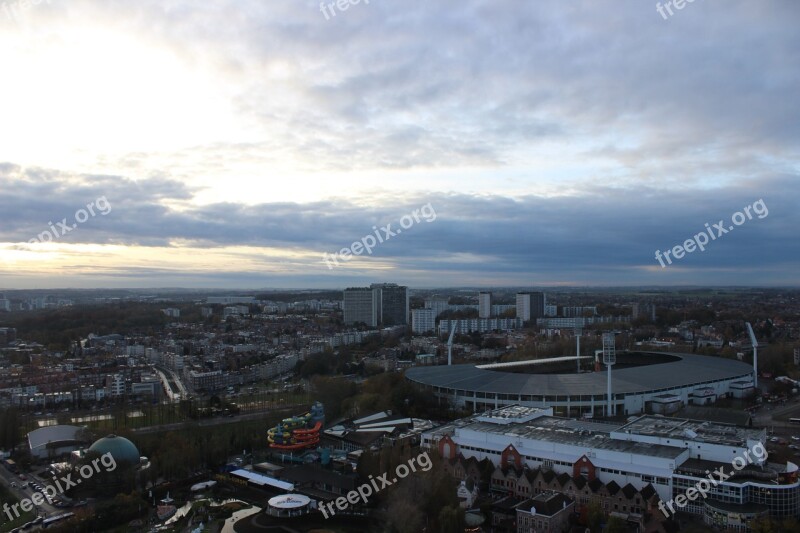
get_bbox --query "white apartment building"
[479,292,492,318]
[412,308,436,334]
[109,374,126,397]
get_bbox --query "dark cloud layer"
[1,167,797,287]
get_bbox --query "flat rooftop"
[428,414,685,460]
[475,405,551,424]
[615,416,764,447]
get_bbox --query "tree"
[437,505,465,533]
[780,517,800,532]
[384,499,424,533]
[311,376,358,420]
[750,516,777,533]
[605,516,627,533]
[586,502,603,532]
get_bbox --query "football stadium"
[405,351,756,417]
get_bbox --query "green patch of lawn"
[0,486,37,533]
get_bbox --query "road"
[752,398,800,430]
[0,466,61,524]
[153,366,182,402]
[131,403,308,435]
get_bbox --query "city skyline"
[1,1,798,289]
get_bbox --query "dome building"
[83,434,143,494]
[88,434,142,468]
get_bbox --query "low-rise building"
[515,492,574,533]
[423,405,799,525]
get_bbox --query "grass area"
[0,485,37,533]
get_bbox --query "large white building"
[424,406,799,527]
[412,308,436,334]
[424,297,450,318]
[27,425,88,460]
[438,318,523,335]
[478,291,492,318]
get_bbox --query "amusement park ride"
[267,402,325,450]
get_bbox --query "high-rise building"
[412,308,435,334]
[344,287,378,326]
[344,284,409,326]
[424,297,450,318]
[516,291,545,322]
[478,291,492,318]
[371,283,409,326]
[0,327,16,346]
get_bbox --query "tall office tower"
[371,283,409,326]
[478,291,492,318]
[516,291,545,322]
[343,287,378,326]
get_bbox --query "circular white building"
[265,494,311,518]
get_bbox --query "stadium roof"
[406,353,754,396]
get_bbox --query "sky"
[0,0,798,289]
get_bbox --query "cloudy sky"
[0,0,797,289]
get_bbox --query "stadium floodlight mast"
[745,322,758,389]
[602,332,616,417]
[447,321,457,366]
[574,326,582,373]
